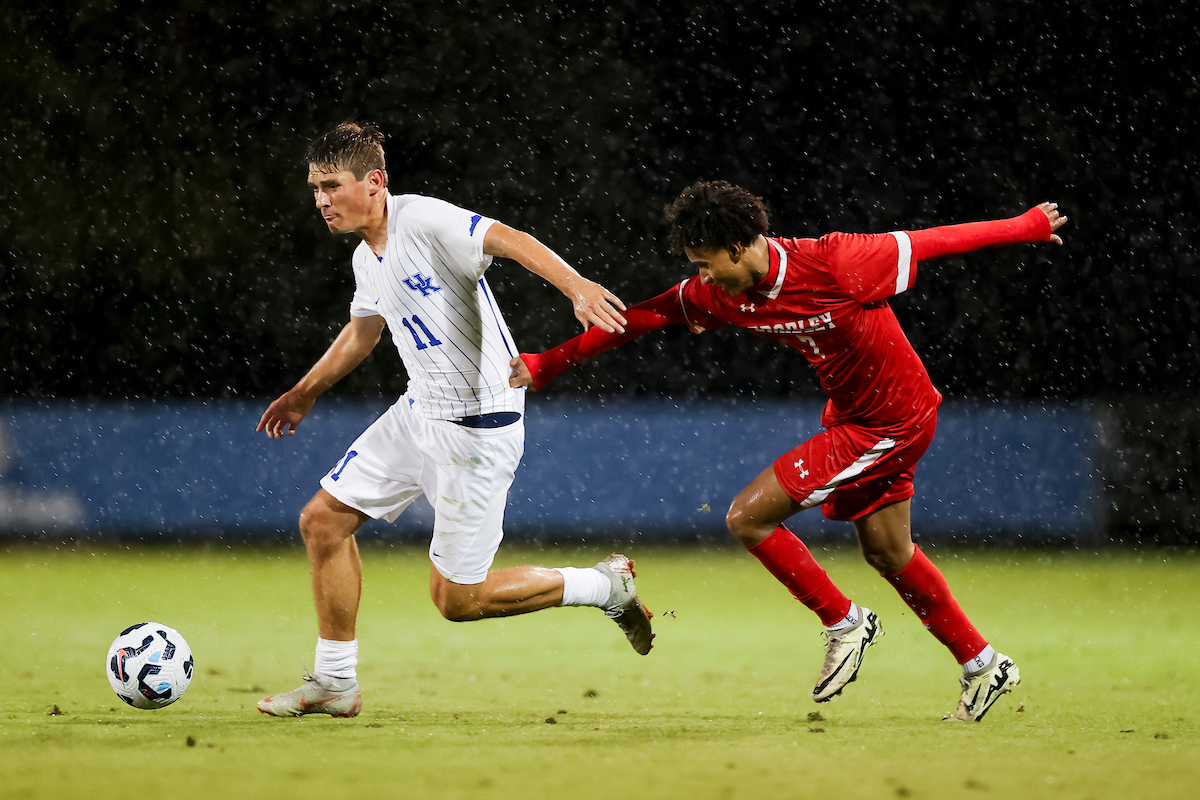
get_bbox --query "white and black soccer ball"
[106,623,194,709]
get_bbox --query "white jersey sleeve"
[403,196,497,282]
[350,243,384,318]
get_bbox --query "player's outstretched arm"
[483,223,628,334]
[509,286,686,391]
[257,314,386,439]
[907,202,1068,262]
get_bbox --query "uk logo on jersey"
[403,272,442,296]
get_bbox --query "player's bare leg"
[300,489,369,640]
[258,489,367,718]
[858,500,1020,720]
[726,465,881,701]
[725,464,802,548]
[429,557,654,655]
[430,564,565,619]
[852,499,915,575]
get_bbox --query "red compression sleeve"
[749,526,852,626]
[885,545,988,664]
[520,286,686,390]
[907,207,1053,262]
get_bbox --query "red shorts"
[772,415,937,521]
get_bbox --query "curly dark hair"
[305,121,388,184]
[664,180,770,255]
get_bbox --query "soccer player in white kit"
[256,122,653,718]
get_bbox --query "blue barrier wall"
[0,398,1103,540]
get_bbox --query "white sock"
[962,644,996,675]
[825,602,861,632]
[556,566,612,607]
[314,637,358,680]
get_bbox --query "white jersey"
[348,193,525,420]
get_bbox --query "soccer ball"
[106,623,194,709]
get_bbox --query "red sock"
[748,527,852,626]
[885,545,987,663]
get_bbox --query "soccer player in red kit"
[509,181,1068,721]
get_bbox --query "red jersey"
[676,232,937,432]
[521,207,1053,434]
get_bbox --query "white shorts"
[319,398,525,585]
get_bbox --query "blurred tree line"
[2,0,1196,403]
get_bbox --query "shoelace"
[604,598,634,619]
[819,629,853,670]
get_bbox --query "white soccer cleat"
[812,608,883,702]
[594,554,655,655]
[257,671,362,718]
[945,653,1020,722]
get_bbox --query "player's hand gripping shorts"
[320,398,524,584]
[772,414,937,521]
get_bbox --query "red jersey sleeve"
[822,206,1055,304]
[906,206,1053,261]
[821,231,913,304]
[676,276,731,333]
[520,284,688,390]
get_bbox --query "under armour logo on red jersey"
[740,302,757,313]
[794,458,809,479]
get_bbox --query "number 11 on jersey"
[401,315,443,350]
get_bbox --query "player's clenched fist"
[508,356,534,389]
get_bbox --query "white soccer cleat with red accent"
[812,608,883,702]
[944,653,1020,722]
[257,671,362,718]
[594,554,655,655]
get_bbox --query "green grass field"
[1,542,1198,799]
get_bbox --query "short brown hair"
[305,121,387,183]
[664,180,770,255]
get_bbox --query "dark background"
[1,1,1196,539]
[3,0,1195,402]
